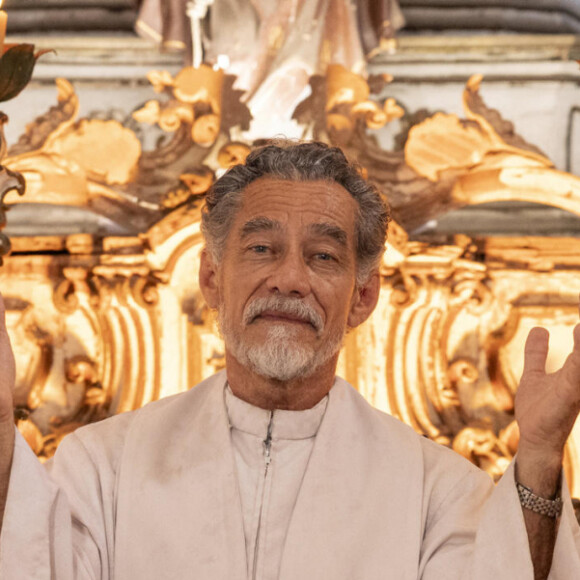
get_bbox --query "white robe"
[225,384,329,579]
[1,371,580,579]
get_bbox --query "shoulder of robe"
[56,371,227,467]
[333,376,492,495]
[419,433,493,502]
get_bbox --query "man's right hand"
[0,293,14,421]
[0,292,15,529]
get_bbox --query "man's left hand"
[515,323,580,490]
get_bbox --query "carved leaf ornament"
[134,64,226,147]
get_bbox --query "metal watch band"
[516,482,563,518]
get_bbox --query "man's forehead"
[233,177,357,228]
[239,216,348,246]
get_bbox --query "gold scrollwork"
[4,67,580,497]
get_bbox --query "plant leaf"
[0,44,51,102]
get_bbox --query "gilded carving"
[133,64,251,149]
[3,72,252,228]
[217,142,251,169]
[364,241,580,493]
[293,63,403,146]
[0,112,25,261]
[2,69,580,497]
[161,166,214,209]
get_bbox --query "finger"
[0,292,8,341]
[523,326,549,375]
[565,323,580,374]
[0,292,10,344]
[574,323,580,350]
[0,292,13,359]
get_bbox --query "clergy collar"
[224,383,329,440]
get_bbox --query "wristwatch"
[516,481,563,518]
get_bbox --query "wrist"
[516,436,564,467]
[0,420,14,455]
[516,446,563,499]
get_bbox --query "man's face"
[203,177,372,381]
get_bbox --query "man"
[1,141,580,579]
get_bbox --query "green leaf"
[0,44,50,103]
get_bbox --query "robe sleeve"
[469,461,580,579]
[419,455,580,579]
[0,415,130,580]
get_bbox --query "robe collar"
[224,383,328,440]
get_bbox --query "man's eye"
[251,245,269,253]
[315,252,334,261]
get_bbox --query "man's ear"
[199,249,220,309]
[347,271,380,329]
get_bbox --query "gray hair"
[201,141,390,284]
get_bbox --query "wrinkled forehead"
[231,177,358,236]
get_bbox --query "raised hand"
[0,293,14,424]
[515,324,580,467]
[511,324,580,579]
[0,292,15,528]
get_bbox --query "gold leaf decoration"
[351,101,387,129]
[173,65,224,113]
[161,167,214,209]
[326,63,369,110]
[159,104,193,132]
[383,98,404,123]
[133,100,161,125]
[179,168,214,195]
[48,119,142,185]
[405,113,496,182]
[217,142,251,169]
[326,113,353,131]
[146,70,175,93]
[191,114,220,147]
[17,418,44,455]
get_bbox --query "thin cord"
[186,0,215,68]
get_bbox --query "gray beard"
[218,297,345,382]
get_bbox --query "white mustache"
[243,297,323,333]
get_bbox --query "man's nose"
[266,251,311,297]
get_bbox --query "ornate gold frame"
[4,66,580,498]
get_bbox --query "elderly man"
[1,141,580,579]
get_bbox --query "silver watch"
[516,482,563,518]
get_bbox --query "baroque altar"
[1,1,580,499]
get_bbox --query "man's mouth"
[243,297,324,333]
[255,310,313,326]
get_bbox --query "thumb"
[522,326,549,375]
[573,323,580,352]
